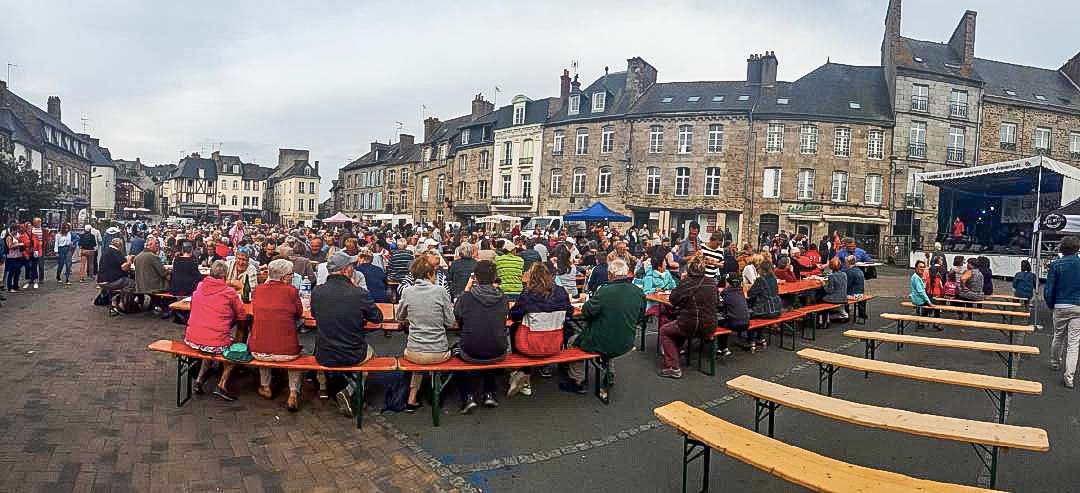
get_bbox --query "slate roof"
[898,37,981,82]
[974,58,1080,113]
[628,81,756,116]
[3,89,90,158]
[215,154,244,174]
[269,160,317,180]
[242,163,274,181]
[169,156,218,181]
[144,164,176,181]
[754,63,893,124]
[342,139,421,172]
[549,71,631,123]
[0,108,39,149]
[88,141,113,166]
[493,97,553,130]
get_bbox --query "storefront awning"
[785,214,823,221]
[823,214,890,225]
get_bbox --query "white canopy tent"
[322,212,359,224]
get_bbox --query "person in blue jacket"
[910,260,931,307]
[1046,236,1080,388]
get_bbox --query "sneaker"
[1050,361,1061,371]
[212,388,237,402]
[460,395,478,414]
[520,383,533,396]
[717,348,733,357]
[482,392,499,408]
[32,282,38,289]
[1066,375,1075,389]
[659,368,683,379]
[538,366,554,378]
[507,371,525,397]
[20,282,28,290]
[319,387,329,400]
[335,390,354,417]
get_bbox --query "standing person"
[452,260,509,413]
[23,220,43,289]
[4,223,25,292]
[658,256,717,379]
[677,222,702,270]
[1046,236,1080,388]
[699,232,725,279]
[78,225,97,282]
[818,234,834,262]
[249,259,305,412]
[977,256,994,295]
[183,260,246,401]
[1012,260,1036,301]
[951,217,965,246]
[927,256,947,299]
[910,260,932,307]
[54,223,76,285]
[396,258,454,412]
[494,239,524,300]
[89,224,102,278]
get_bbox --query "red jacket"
[795,251,822,277]
[248,280,303,356]
[184,277,245,348]
[19,232,36,259]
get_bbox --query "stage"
[910,251,1031,279]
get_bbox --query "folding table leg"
[682,436,711,493]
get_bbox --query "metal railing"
[518,157,534,165]
[908,143,927,159]
[949,103,968,118]
[491,196,532,206]
[904,193,925,209]
[1000,142,1017,151]
[911,96,928,112]
[946,146,965,163]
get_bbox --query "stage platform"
[910,250,1031,278]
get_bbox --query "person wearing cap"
[396,256,454,412]
[249,259,305,412]
[453,260,509,413]
[312,250,384,415]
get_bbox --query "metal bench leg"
[863,340,879,378]
[706,338,717,377]
[753,398,779,438]
[801,315,817,341]
[984,389,1009,424]
[176,356,196,407]
[349,373,365,429]
[639,317,647,352]
[431,371,444,427]
[817,363,838,396]
[682,436,711,493]
[896,320,905,350]
[971,443,1001,489]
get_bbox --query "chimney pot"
[399,133,414,147]
[47,96,61,120]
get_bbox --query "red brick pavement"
[0,282,460,493]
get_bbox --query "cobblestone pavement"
[0,275,458,493]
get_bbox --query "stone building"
[266,149,320,226]
[383,135,421,223]
[452,95,497,221]
[162,153,218,219]
[208,152,273,222]
[491,95,550,218]
[414,114,470,226]
[338,135,418,220]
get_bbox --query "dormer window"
[592,92,606,112]
[737,95,750,101]
[660,97,673,103]
[461,128,470,144]
[944,63,961,69]
[776,98,789,105]
[568,95,580,115]
[513,103,526,125]
[303,167,311,176]
[913,56,924,63]
[848,102,861,109]
[712,95,724,102]
[1005,89,1017,96]
[687,96,701,102]
[1034,94,1047,101]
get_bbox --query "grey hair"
[608,258,629,277]
[456,243,474,259]
[845,254,858,265]
[209,260,229,279]
[267,258,294,281]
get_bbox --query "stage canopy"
[322,212,358,224]
[476,214,522,224]
[563,201,631,222]
[1039,197,1080,233]
[915,155,1080,197]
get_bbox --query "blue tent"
[563,201,631,222]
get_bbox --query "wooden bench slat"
[880,313,1034,333]
[797,348,1042,395]
[935,298,1024,308]
[899,302,1028,319]
[396,349,598,371]
[726,375,1048,452]
[654,401,1003,493]
[844,330,1040,356]
[795,302,841,314]
[147,340,399,372]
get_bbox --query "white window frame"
[461,128,470,144]
[1000,123,1017,146]
[553,131,564,155]
[572,169,586,195]
[501,174,512,198]
[646,167,661,195]
[766,123,784,153]
[831,171,849,202]
[707,124,724,153]
[800,124,817,154]
[502,141,513,164]
[649,125,663,153]
[675,167,690,196]
[867,130,884,160]
[1034,127,1052,151]
[797,169,815,200]
[597,167,612,194]
[550,169,562,194]
[677,124,693,153]
[592,92,606,112]
[950,90,969,118]
[575,128,588,155]
[703,167,721,196]
[521,173,532,198]
[864,174,883,205]
[911,84,929,112]
[421,176,430,201]
[568,95,580,115]
[601,126,615,154]
[833,127,851,157]
[513,105,525,125]
[762,168,781,198]
[947,126,966,162]
[477,180,487,199]
[1070,132,1080,155]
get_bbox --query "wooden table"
[779,279,823,296]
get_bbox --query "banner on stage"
[1001,192,1060,223]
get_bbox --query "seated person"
[312,251,384,416]
[249,259,305,412]
[354,250,389,303]
[958,257,986,301]
[397,250,450,298]
[452,260,509,413]
[717,273,752,350]
[1012,260,1036,300]
[224,249,258,291]
[774,256,797,282]
[395,257,454,412]
[134,237,170,316]
[98,238,134,315]
[746,260,781,350]
[564,259,644,399]
[844,255,865,299]
[658,256,716,379]
[819,257,849,320]
[509,262,573,397]
[585,253,609,294]
[183,260,246,401]
[447,243,477,301]
[170,244,203,297]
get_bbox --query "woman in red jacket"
[248,259,304,412]
[183,260,246,401]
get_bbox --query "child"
[943,272,959,298]
[717,273,753,353]
[1012,260,1036,300]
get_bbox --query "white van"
[525,216,585,233]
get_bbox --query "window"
[707,124,724,153]
[421,176,430,201]
[243,180,250,191]
[646,167,661,195]
[737,95,750,101]
[457,181,468,201]
[601,126,615,153]
[575,128,589,155]
[762,168,781,198]
[797,169,815,200]
[399,190,408,209]
[911,84,929,112]
[909,121,927,158]
[232,195,238,206]
[502,141,513,165]
[1000,122,1017,150]
[477,180,487,199]
[833,127,851,157]
[1070,132,1080,158]
[550,169,562,194]
[298,199,304,211]
[704,167,721,196]
[1034,94,1047,101]
[252,197,258,207]
[597,167,611,194]
[479,151,489,170]
[687,96,701,102]
[513,105,525,125]
[572,169,586,195]
[568,95,580,115]
[649,125,664,153]
[776,98,789,105]
[401,170,409,187]
[848,102,861,109]
[521,139,534,163]
[950,90,968,118]
[436,174,446,202]
[800,124,817,154]
[253,181,259,191]
[947,126,965,162]
[231,180,238,190]
[766,123,784,152]
[387,170,395,186]
[675,167,690,196]
[592,92,606,112]
[439,144,447,160]
[867,130,884,160]
[219,194,226,205]
[831,171,849,202]
[677,124,693,153]
[864,174,883,205]
[521,174,532,197]
[1034,127,1052,153]
[461,128,470,144]
[712,95,725,102]
[553,131,564,155]
[309,199,315,212]
[660,97,673,103]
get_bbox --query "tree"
[0,154,60,222]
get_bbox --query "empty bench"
[726,375,1048,488]
[654,401,1003,493]
[147,339,398,429]
[844,329,1039,378]
[397,348,600,426]
[900,301,1029,324]
[881,313,1034,345]
[797,348,1042,424]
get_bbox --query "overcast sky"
[3,0,1077,200]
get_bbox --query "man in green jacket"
[564,258,645,394]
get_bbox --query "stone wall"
[978,100,1080,167]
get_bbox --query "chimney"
[47,96,61,120]
[314,160,319,176]
[746,54,763,86]
[399,133,414,147]
[1061,52,1080,87]
[211,150,221,161]
[761,51,778,87]
[471,93,494,119]
[560,69,572,104]
[90,137,100,147]
[882,0,903,60]
[624,57,657,103]
[0,80,6,108]
[948,10,977,75]
[424,117,441,143]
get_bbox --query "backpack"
[943,280,959,297]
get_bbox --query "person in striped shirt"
[387,237,414,282]
[700,232,725,279]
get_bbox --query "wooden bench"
[936,297,1024,309]
[745,310,810,352]
[792,302,841,341]
[899,301,1029,324]
[397,348,601,425]
[846,294,877,325]
[987,294,1030,308]
[797,348,1041,424]
[654,401,1003,493]
[844,329,1039,378]
[147,339,398,429]
[726,375,1048,489]
[880,313,1034,345]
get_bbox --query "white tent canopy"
[915,155,1080,201]
[322,212,358,224]
[476,214,523,224]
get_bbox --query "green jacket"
[576,278,645,357]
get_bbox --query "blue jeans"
[5,257,24,290]
[24,256,40,282]
[56,246,73,282]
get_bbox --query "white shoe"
[1066,375,1075,389]
[520,382,533,396]
[20,283,28,290]
[32,282,38,289]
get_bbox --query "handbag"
[221,342,253,363]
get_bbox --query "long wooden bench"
[727,375,1048,488]
[846,294,878,325]
[397,348,601,425]
[900,301,1029,324]
[654,401,1003,493]
[147,340,398,429]
[936,297,1024,309]
[880,313,1034,345]
[845,329,1039,378]
[797,348,1041,424]
[792,302,841,341]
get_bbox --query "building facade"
[162,154,218,219]
[452,95,496,221]
[266,149,320,226]
[491,95,549,217]
[384,136,420,223]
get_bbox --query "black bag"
[93,290,110,306]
